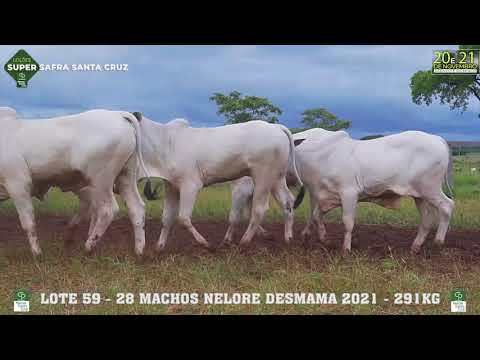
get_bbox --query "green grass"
[1,174,479,229]
[1,156,479,315]
[1,244,479,314]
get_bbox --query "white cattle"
[227,128,455,254]
[137,116,305,251]
[0,107,150,256]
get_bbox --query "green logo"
[14,289,31,301]
[449,289,466,302]
[4,49,40,88]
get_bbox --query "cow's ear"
[132,112,142,122]
[294,138,306,147]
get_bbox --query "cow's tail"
[441,137,454,199]
[279,125,305,209]
[122,112,158,200]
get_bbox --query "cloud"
[0,45,478,140]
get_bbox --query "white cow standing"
[0,107,149,256]
[227,128,455,254]
[137,116,305,252]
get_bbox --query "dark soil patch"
[1,215,479,261]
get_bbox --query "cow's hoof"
[219,240,233,249]
[433,239,445,248]
[154,244,166,254]
[32,249,43,260]
[85,242,101,256]
[301,231,311,242]
[259,231,274,241]
[320,238,332,246]
[134,247,145,257]
[284,236,294,246]
[205,243,217,253]
[409,245,421,255]
[238,242,253,253]
[341,248,351,257]
[302,238,313,249]
[351,236,360,247]
[135,254,146,264]
[64,241,75,252]
[285,240,296,250]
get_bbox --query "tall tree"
[410,45,480,117]
[300,107,351,131]
[210,90,282,124]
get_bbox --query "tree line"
[210,90,351,130]
[209,90,383,140]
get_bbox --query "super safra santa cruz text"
[5,63,129,72]
[38,292,442,305]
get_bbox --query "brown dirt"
[1,215,480,260]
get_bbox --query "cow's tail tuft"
[122,111,158,200]
[144,179,159,200]
[279,124,305,209]
[293,186,306,209]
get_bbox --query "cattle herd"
[0,107,454,258]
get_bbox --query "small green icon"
[449,289,466,302]
[14,289,31,301]
[4,49,40,88]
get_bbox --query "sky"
[0,45,479,141]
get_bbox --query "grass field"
[2,155,479,228]
[1,155,479,315]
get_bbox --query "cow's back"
[8,110,137,186]
[170,121,292,184]
[353,131,449,197]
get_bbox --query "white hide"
[0,108,148,256]
[228,128,454,254]
[138,117,303,250]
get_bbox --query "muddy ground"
[1,215,479,260]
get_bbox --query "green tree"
[210,90,282,124]
[410,45,480,117]
[300,107,351,131]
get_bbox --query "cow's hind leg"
[5,179,41,256]
[245,197,269,238]
[410,198,436,254]
[116,158,146,257]
[156,181,179,253]
[176,181,211,249]
[224,181,268,245]
[271,177,295,244]
[427,192,454,248]
[84,188,118,254]
[64,187,92,248]
[312,205,328,244]
[224,186,249,245]
[301,198,316,243]
[340,190,358,254]
[239,178,271,247]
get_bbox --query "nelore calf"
[227,128,454,254]
[137,116,305,251]
[0,108,150,256]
